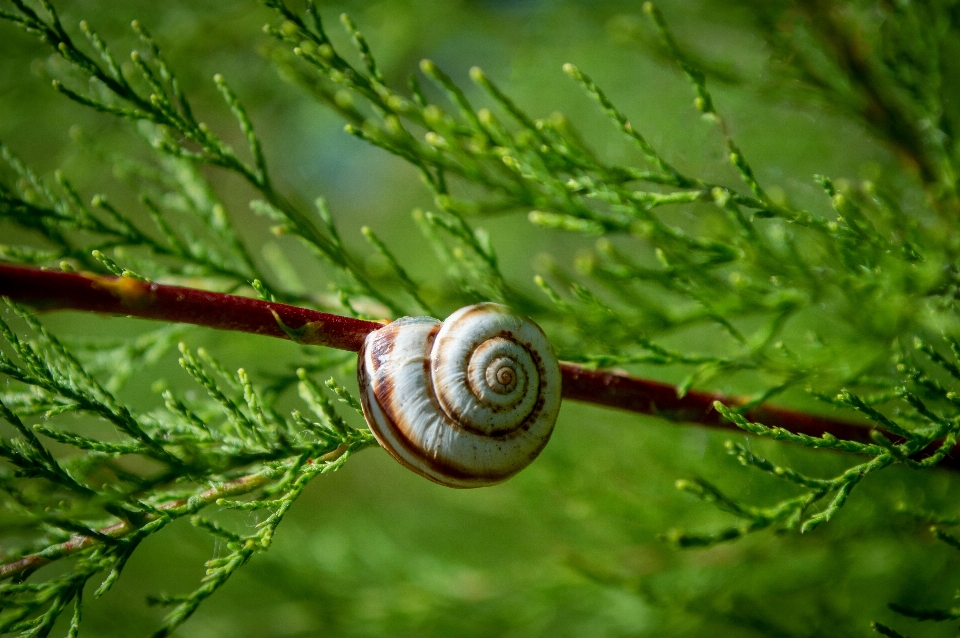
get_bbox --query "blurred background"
[2,1,958,636]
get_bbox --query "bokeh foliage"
[3,0,960,636]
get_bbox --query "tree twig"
[0,263,379,351]
[0,446,350,582]
[1,262,949,466]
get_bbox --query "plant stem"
[0,262,927,456]
[0,446,350,582]
[559,365,876,444]
[0,263,379,351]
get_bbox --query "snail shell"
[357,303,562,488]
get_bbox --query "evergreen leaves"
[1,0,959,635]
[672,335,960,635]
[262,0,953,406]
[0,300,374,635]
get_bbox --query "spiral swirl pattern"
[357,303,561,488]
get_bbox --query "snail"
[357,303,562,488]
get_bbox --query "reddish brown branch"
[560,365,875,443]
[0,263,381,351]
[0,263,943,462]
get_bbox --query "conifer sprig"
[748,1,959,211]
[0,0,421,318]
[260,2,960,623]
[262,0,949,404]
[664,335,960,547]
[881,519,960,633]
[0,298,374,634]
[1,0,959,634]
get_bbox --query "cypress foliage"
[1,1,960,635]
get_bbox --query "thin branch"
[0,263,379,351]
[0,263,921,463]
[0,446,349,582]
[559,364,873,443]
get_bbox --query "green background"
[2,1,957,636]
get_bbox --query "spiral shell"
[357,303,562,488]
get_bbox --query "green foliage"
[2,0,960,635]
[0,297,373,635]
[677,333,960,547]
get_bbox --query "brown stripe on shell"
[357,329,477,485]
[358,324,430,477]
[369,329,396,402]
[370,392,518,486]
[370,325,396,371]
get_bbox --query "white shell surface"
[358,304,562,488]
